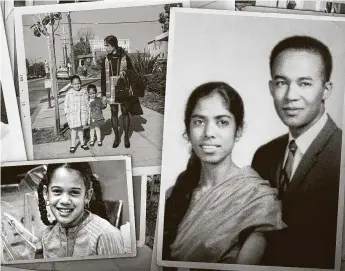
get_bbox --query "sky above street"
[22,4,166,65]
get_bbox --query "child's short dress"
[89,97,106,129]
[64,88,89,129]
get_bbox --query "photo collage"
[1,1,345,271]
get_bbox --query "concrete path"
[31,89,163,168]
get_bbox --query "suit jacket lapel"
[286,117,337,196]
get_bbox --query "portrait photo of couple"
[157,9,345,271]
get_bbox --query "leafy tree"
[73,37,91,68]
[158,3,183,33]
[27,62,46,77]
[73,28,94,69]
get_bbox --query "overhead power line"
[24,20,159,26]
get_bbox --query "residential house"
[147,31,168,60]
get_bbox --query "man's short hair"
[269,36,333,82]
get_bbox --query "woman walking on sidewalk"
[101,35,144,149]
[64,75,89,153]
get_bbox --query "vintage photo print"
[0,11,27,163]
[1,156,137,264]
[236,0,345,15]
[157,9,345,271]
[132,173,161,250]
[132,173,160,248]
[14,0,189,169]
[6,173,161,271]
[133,174,160,249]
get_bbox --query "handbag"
[115,73,132,101]
[106,54,132,103]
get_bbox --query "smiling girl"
[163,82,285,266]
[37,162,124,258]
[64,75,89,153]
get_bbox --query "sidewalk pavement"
[31,95,164,168]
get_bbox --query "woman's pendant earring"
[187,141,192,154]
[46,200,50,206]
[85,201,90,209]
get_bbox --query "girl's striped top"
[42,211,125,258]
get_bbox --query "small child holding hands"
[87,84,107,146]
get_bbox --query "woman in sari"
[163,82,285,266]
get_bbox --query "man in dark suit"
[252,36,342,269]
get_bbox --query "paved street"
[28,78,69,115]
[28,77,99,115]
[31,79,164,168]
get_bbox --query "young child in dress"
[64,75,89,153]
[87,84,107,147]
[37,162,125,258]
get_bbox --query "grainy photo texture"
[14,1,188,167]
[157,9,345,271]
[1,156,136,264]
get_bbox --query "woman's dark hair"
[104,35,119,49]
[70,74,81,84]
[87,84,97,93]
[37,162,109,226]
[163,81,245,260]
[184,81,244,137]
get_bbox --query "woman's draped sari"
[170,166,285,263]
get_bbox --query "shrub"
[145,67,167,96]
[130,51,159,76]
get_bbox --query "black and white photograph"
[235,0,345,15]
[133,174,161,250]
[14,0,189,169]
[6,173,161,271]
[1,156,137,264]
[0,11,27,163]
[157,8,345,271]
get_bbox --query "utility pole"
[67,12,75,74]
[31,12,61,135]
[62,25,66,66]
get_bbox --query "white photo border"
[136,175,148,247]
[1,155,137,264]
[14,0,190,162]
[156,8,345,271]
[0,11,27,163]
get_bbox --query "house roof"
[147,31,169,45]
[155,31,169,41]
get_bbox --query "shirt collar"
[288,111,328,155]
[58,210,93,235]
